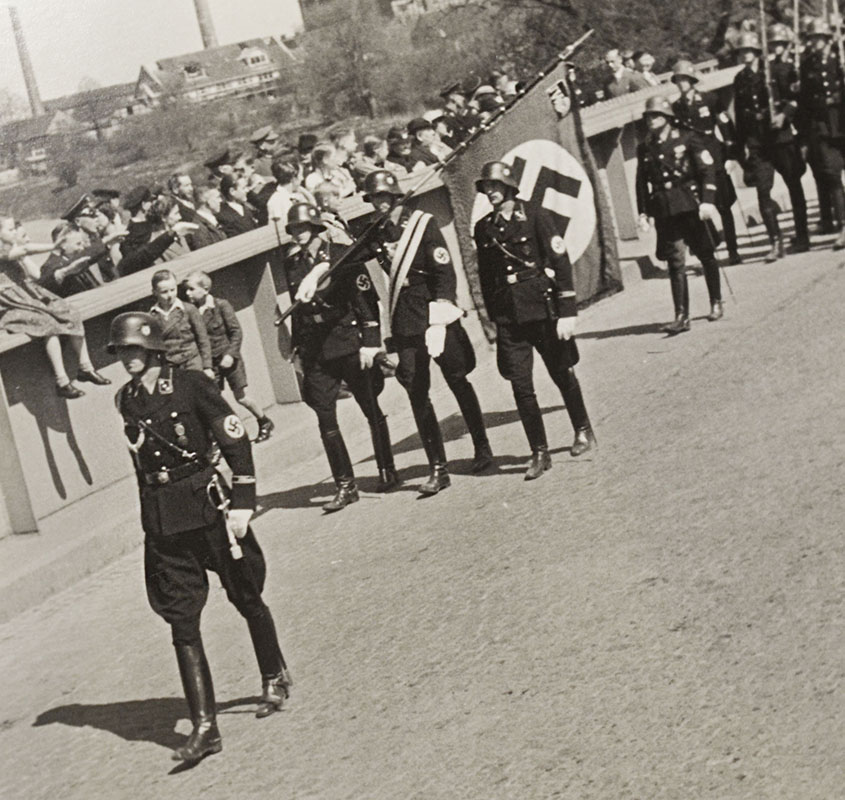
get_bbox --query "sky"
[0,0,304,103]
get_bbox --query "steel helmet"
[735,31,763,52]
[362,169,403,203]
[285,202,326,234]
[768,23,793,44]
[671,60,699,84]
[805,18,833,38]
[107,312,166,353]
[475,161,520,193]
[643,96,674,117]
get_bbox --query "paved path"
[2,242,844,799]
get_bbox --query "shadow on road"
[579,322,668,340]
[32,695,256,753]
[255,406,568,514]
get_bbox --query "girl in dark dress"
[0,216,109,398]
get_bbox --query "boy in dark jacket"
[185,270,274,443]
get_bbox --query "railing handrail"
[0,61,741,357]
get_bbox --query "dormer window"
[239,47,268,68]
[183,63,206,81]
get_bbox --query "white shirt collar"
[197,294,215,311]
[151,297,184,317]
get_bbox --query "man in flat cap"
[250,126,281,179]
[407,118,442,167]
[386,127,424,174]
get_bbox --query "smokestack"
[8,6,44,118]
[193,0,219,49]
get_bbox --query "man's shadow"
[255,406,566,514]
[33,695,257,770]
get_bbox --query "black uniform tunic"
[799,49,845,177]
[117,368,266,642]
[282,236,384,431]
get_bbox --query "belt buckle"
[312,313,323,323]
[156,470,170,485]
[506,274,518,284]
[664,181,673,189]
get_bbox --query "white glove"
[295,262,330,302]
[227,508,253,540]
[556,317,576,341]
[638,213,651,233]
[359,346,381,370]
[425,324,447,358]
[698,203,718,222]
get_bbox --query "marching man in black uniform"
[732,30,809,261]
[799,18,845,249]
[109,312,291,764]
[635,96,724,332]
[671,59,743,265]
[282,202,398,510]
[362,169,493,494]
[473,161,595,480]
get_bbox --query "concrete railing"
[0,62,741,536]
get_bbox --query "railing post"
[0,375,37,535]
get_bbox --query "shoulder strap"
[387,210,432,321]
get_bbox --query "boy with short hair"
[185,270,274,442]
[149,269,213,375]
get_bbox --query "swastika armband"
[356,272,372,291]
[549,235,566,255]
[432,246,451,265]
[222,414,246,440]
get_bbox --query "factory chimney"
[193,0,219,49]
[8,5,44,117]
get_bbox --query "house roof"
[1,114,57,144]
[143,37,296,93]
[43,83,137,114]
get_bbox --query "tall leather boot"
[719,203,742,264]
[321,429,359,512]
[701,255,722,308]
[369,415,400,492]
[513,389,551,480]
[789,182,810,251]
[247,609,293,719]
[559,369,596,457]
[413,400,450,495]
[831,184,845,250]
[760,200,783,262]
[662,263,690,334]
[448,376,493,473]
[172,643,222,762]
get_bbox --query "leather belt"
[142,461,208,486]
[505,268,542,285]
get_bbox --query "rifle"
[759,0,778,121]
[274,29,595,327]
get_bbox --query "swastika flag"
[441,65,621,335]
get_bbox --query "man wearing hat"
[474,161,595,480]
[249,125,281,178]
[636,96,724,332]
[407,118,441,167]
[297,133,318,179]
[204,149,235,185]
[386,127,424,174]
[671,59,743,264]
[108,311,292,763]
[799,18,845,247]
[281,202,398,510]
[92,188,127,224]
[121,186,154,257]
[732,30,808,261]
[362,169,493,493]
